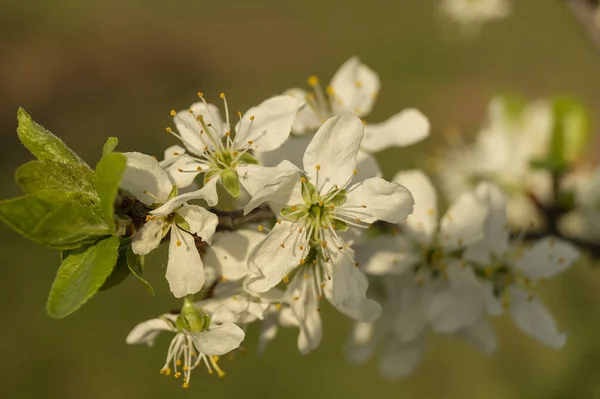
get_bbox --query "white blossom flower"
[126,307,245,387]
[153,93,304,212]
[436,96,553,228]
[465,183,580,348]
[439,0,511,35]
[257,57,429,181]
[120,152,218,298]
[242,114,414,301]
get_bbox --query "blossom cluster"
[115,58,590,387]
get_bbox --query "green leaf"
[16,108,88,166]
[0,190,111,249]
[127,249,154,295]
[16,160,97,196]
[94,152,127,231]
[102,137,119,156]
[221,168,241,197]
[47,235,120,318]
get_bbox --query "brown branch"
[564,0,600,54]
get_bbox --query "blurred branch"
[564,0,600,53]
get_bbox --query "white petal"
[237,161,301,214]
[285,88,323,134]
[125,316,174,346]
[361,109,430,152]
[330,250,382,322]
[330,56,380,117]
[355,235,419,276]
[166,228,205,298]
[204,230,266,281]
[392,277,437,342]
[151,177,219,216]
[303,114,364,193]
[254,134,312,169]
[131,218,166,255]
[440,189,489,250]
[340,177,414,224]
[517,237,580,280]
[344,322,379,364]
[378,336,426,380]
[257,311,280,354]
[245,221,309,292]
[289,276,323,355]
[160,145,187,166]
[355,150,382,181]
[393,169,438,244]
[121,152,173,205]
[191,322,245,356]
[455,316,498,355]
[509,288,567,349]
[163,156,208,189]
[177,204,218,244]
[174,101,225,153]
[234,95,304,152]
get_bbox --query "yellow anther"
[232,296,238,300]
[249,116,255,121]
[183,382,190,389]
[237,111,242,117]
[188,109,194,114]
[145,215,152,222]
[166,127,172,133]
[232,151,238,156]
[183,366,189,371]
[247,140,253,145]
[276,303,282,309]
[298,227,303,233]
[176,240,182,247]
[258,225,264,232]
[299,245,304,250]
[307,75,320,87]
[325,85,334,95]
[318,201,323,206]
[170,110,176,116]
[294,296,299,301]
[301,177,307,183]
[291,206,297,210]
[321,241,327,248]
[354,262,359,267]
[176,359,182,366]
[196,166,202,171]
[177,168,183,172]
[174,372,181,379]
[361,204,367,208]
[204,145,208,151]
[299,259,305,264]
[283,275,290,284]
[355,80,363,88]
[173,151,180,156]
[361,118,367,125]
[161,367,172,376]
[304,273,309,279]
[315,164,321,171]
[321,283,326,289]
[220,92,225,98]
[197,91,204,97]
[353,169,357,175]
[221,276,227,282]
[280,243,285,248]
[356,218,361,223]
[225,131,231,137]
[428,208,435,215]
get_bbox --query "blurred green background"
[2,0,600,398]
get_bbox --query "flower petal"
[191,321,245,356]
[345,322,378,365]
[289,275,323,355]
[254,134,312,169]
[234,95,304,152]
[178,204,218,244]
[509,288,567,349]
[440,189,489,250]
[166,228,205,298]
[355,235,419,276]
[121,152,173,205]
[330,56,380,117]
[285,88,323,134]
[125,316,174,346]
[516,236,579,280]
[455,316,498,355]
[393,169,438,244]
[355,150,382,182]
[340,177,414,224]
[204,230,266,281]
[378,335,426,380]
[131,218,166,255]
[258,311,280,354]
[245,221,309,292]
[174,101,225,153]
[151,177,219,216]
[303,114,364,193]
[361,109,430,152]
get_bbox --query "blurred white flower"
[439,0,511,35]
[121,152,218,298]
[258,56,429,181]
[436,96,553,228]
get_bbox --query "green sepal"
[238,152,259,165]
[178,297,205,332]
[0,190,111,250]
[221,168,241,197]
[94,152,127,232]
[174,213,191,233]
[331,218,348,232]
[301,180,318,203]
[16,108,88,166]
[126,249,154,295]
[15,160,97,197]
[102,137,119,156]
[281,206,303,221]
[46,235,120,318]
[100,244,131,291]
[330,189,347,206]
[168,184,178,200]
